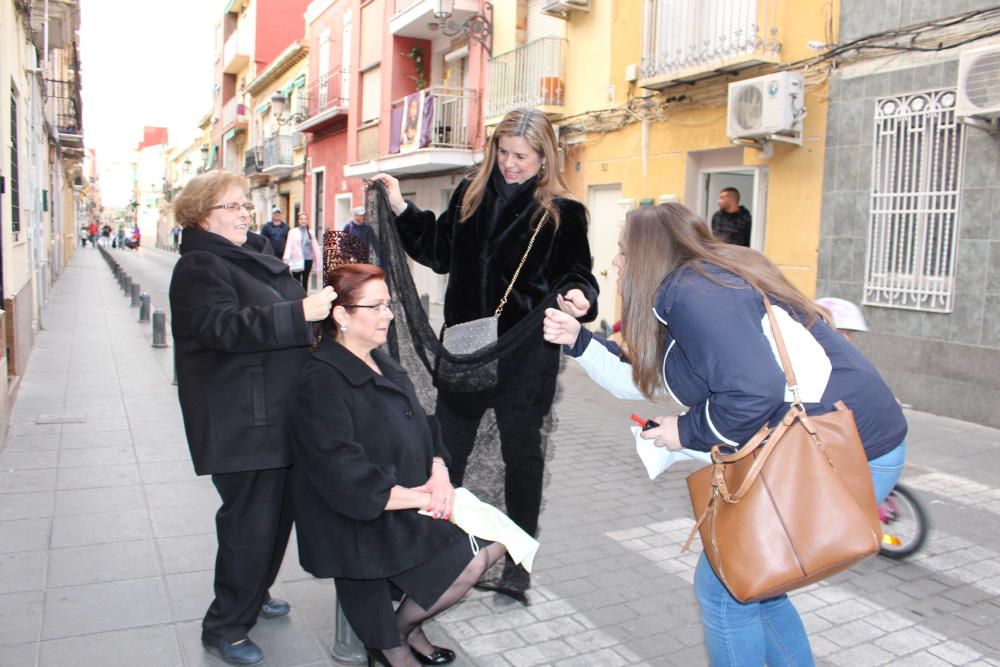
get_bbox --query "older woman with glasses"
[291,263,507,667]
[169,170,337,666]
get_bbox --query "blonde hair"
[173,171,249,229]
[461,108,572,227]
[621,204,827,399]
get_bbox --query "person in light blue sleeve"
[543,203,907,667]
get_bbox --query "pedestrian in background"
[291,263,507,667]
[169,170,336,666]
[543,203,907,667]
[261,205,289,258]
[88,220,99,248]
[711,187,752,247]
[371,107,599,604]
[283,211,321,292]
[343,206,381,263]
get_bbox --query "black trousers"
[203,467,293,642]
[293,260,313,292]
[435,374,554,538]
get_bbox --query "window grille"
[863,89,964,312]
[10,94,20,235]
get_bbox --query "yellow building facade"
[488,0,839,322]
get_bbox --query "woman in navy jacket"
[291,264,506,667]
[543,203,906,667]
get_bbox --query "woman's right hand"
[370,173,407,216]
[543,307,582,347]
[302,286,337,322]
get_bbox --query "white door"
[587,184,624,330]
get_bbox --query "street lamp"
[429,1,493,55]
[270,92,306,126]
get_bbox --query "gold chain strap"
[494,210,550,317]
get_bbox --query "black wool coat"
[290,338,464,580]
[169,227,313,475]
[394,174,599,334]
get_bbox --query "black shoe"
[260,597,291,619]
[410,646,456,665]
[473,562,530,606]
[201,634,264,666]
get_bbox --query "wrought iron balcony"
[486,37,565,119]
[639,0,782,88]
[390,86,476,151]
[295,68,348,132]
[45,77,83,146]
[244,147,263,176]
[262,135,294,176]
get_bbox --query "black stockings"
[378,541,507,667]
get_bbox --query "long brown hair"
[621,203,827,399]
[460,107,572,227]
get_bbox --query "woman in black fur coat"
[371,108,599,603]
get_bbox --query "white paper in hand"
[631,426,712,480]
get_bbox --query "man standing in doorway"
[261,206,290,258]
[342,206,381,264]
[711,187,752,247]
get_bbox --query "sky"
[80,0,221,207]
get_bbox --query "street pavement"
[1,248,999,667]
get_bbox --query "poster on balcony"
[399,92,423,153]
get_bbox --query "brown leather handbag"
[684,296,882,603]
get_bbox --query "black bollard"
[420,292,430,314]
[152,310,168,348]
[123,275,132,296]
[331,601,367,665]
[131,283,141,307]
[139,293,151,322]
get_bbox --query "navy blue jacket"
[569,263,906,459]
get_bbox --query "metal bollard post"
[152,310,168,348]
[331,600,367,664]
[139,293,151,322]
[420,292,430,314]
[123,275,132,295]
[131,283,141,307]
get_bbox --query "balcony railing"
[487,37,566,119]
[390,87,476,152]
[262,135,294,172]
[298,68,347,122]
[640,0,781,85]
[244,146,262,175]
[45,77,83,137]
[221,97,248,129]
[394,0,424,13]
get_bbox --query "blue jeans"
[694,440,907,666]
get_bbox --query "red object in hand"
[630,414,659,431]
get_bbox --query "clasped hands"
[413,459,455,520]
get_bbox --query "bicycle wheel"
[878,483,929,559]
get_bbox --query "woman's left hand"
[639,415,682,451]
[557,289,591,318]
[414,463,455,520]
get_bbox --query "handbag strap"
[494,210,550,317]
[762,294,802,406]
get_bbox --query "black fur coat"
[395,172,599,334]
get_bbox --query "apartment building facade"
[816,1,1000,427]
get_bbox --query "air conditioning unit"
[956,44,1000,120]
[727,71,804,143]
[542,0,589,19]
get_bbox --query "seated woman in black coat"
[290,264,506,667]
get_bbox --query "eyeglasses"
[343,303,393,314]
[209,202,255,213]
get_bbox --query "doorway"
[313,168,326,237]
[586,184,624,329]
[335,193,353,232]
[698,168,768,252]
